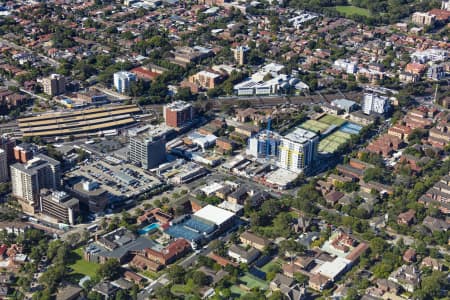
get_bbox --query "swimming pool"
[339,122,362,135]
[138,223,160,235]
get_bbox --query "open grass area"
[335,5,371,17]
[230,285,246,297]
[68,248,100,279]
[171,284,196,295]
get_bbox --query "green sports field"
[318,114,346,126]
[300,119,331,133]
[335,5,371,17]
[319,131,352,153]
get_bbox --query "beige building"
[232,46,250,65]
[188,70,222,89]
[39,189,79,225]
[10,154,61,214]
[411,12,435,26]
[42,74,65,96]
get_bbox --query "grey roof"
[93,281,119,296]
[99,237,156,260]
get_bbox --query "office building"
[247,130,281,159]
[10,154,61,214]
[129,128,166,169]
[232,46,250,65]
[71,181,108,213]
[42,74,66,96]
[278,128,318,173]
[39,189,79,225]
[163,101,194,128]
[113,71,137,94]
[362,93,391,115]
[0,149,7,183]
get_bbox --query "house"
[420,257,442,271]
[403,248,417,263]
[325,191,345,205]
[397,209,416,226]
[227,187,248,204]
[123,271,145,286]
[240,231,271,251]
[270,273,295,291]
[422,216,449,232]
[197,266,229,285]
[388,265,421,292]
[309,274,330,291]
[280,284,307,300]
[56,284,83,300]
[227,244,260,264]
[92,281,119,299]
[376,278,400,295]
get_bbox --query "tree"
[98,259,121,280]
[167,265,186,284]
[192,271,211,286]
[294,272,308,285]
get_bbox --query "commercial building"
[362,93,390,115]
[10,154,61,214]
[39,189,79,225]
[129,128,166,170]
[188,70,223,90]
[232,46,250,65]
[247,130,281,159]
[278,128,319,173]
[42,74,65,96]
[113,71,137,94]
[0,149,7,183]
[70,181,108,214]
[163,101,194,128]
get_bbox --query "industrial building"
[128,127,167,170]
[10,154,61,214]
[278,128,319,173]
[39,189,79,225]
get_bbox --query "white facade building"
[362,93,390,115]
[278,128,318,173]
[113,71,137,93]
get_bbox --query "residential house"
[240,231,271,251]
[397,209,416,226]
[388,265,421,292]
[228,244,260,264]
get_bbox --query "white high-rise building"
[10,154,61,214]
[113,71,137,94]
[0,149,8,182]
[278,128,318,173]
[362,93,390,115]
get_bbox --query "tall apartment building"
[13,143,36,163]
[42,74,66,96]
[411,12,435,26]
[0,149,8,183]
[163,101,194,128]
[362,93,391,115]
[232,46,250,65]
[10,154,61,214]
[39,189,79,225]
[278,128,318,173]
[247,131,281,159]
[129,130,166,170]
[113,71,137,94]
[0,136,15,163]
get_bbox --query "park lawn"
[68,248,100,279]
[335,5,371,17]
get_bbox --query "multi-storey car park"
[17,105,142,137]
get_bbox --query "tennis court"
[318,114,346,126]
[300,120,331,133]
[319,131,352,153]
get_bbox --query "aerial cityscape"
[0,0,448,299]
